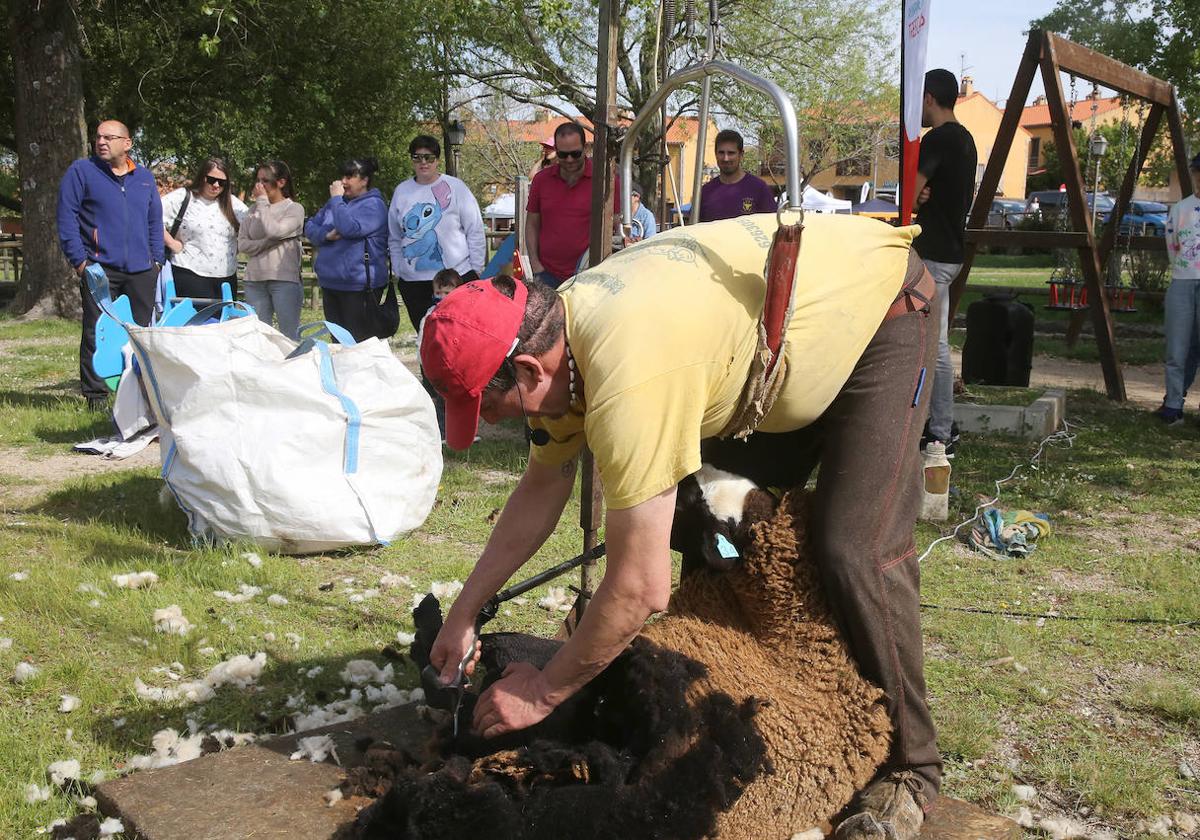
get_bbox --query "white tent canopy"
[483,193,515,219]
[797,185,852,213]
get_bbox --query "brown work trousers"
[702,294,942,803]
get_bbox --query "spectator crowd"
[57,118,789,412]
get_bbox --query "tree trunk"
[8,0,87,318]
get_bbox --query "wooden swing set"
[951,29,1194,402]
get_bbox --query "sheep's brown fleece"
[645,490,892,837]
[345,491,890,839]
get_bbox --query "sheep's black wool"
[50,813,100,840]
[340,597,771,840]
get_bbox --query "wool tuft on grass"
[135,652,267,704]
[341,660,394,686]
[59,695,82,713]
[9,570,29,581]
[24,783,51,803]
[153,605,194,636]
[213,583,262,603]
[0,637,12,650]
[537,586,573,613]
[47,759,81,787]
[112,571,158,589]
[430,580,463,600]
[267,594,289,606]
[14,661,39,683]
[242,551,263,568]
[1038,816,1089,839]
[379,574,412,590]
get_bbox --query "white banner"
[902,0,932,142]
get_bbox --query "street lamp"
[1089,131,1109,231]
[446,119,467,177]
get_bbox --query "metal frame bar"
[619,59,802,229]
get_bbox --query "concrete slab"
[954,388,1067,440]
[95,705,434,840]
[96,705,1018,840]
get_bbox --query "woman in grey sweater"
[238,160,305,338]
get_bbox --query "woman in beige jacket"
[238,160,305,338]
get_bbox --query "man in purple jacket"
[57,120,163,409]
[697,129,777,223]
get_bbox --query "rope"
[915,418,1079,565]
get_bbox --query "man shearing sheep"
[418,212,941,839]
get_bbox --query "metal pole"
[577,0,620,622]
[689,73,713,226]
[687,5,717,227]
[1091,157,1101,231]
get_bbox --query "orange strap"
[762,223,803,378]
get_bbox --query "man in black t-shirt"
[913,68,977,458]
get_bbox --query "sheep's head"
[671,464,778,575]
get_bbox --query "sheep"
[670,463,780,576]
[341,484,890,840]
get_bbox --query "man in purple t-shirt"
[697,129,777,222]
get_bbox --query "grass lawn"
[2,310,1198,838]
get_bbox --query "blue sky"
[923,1,1061,106]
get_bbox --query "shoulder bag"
[363,242,401,339]
[164,190,191,262]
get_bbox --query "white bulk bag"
[127,312,441,553]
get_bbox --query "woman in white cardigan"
[238,160,305,339]
[162,155,248,300]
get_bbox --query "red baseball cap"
[419,278,528,450]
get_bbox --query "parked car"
[1118,200,1168,236]
[1025,190,1113,224]
[987,198,1027,229]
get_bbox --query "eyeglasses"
[95,134,128,142]
[555,149,584,160]
[411,153,438,163]
[204,175,228,187]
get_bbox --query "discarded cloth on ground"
[965,507,1050,559]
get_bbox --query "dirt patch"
[951,348,1165,408]
[1046,568,1128,594]
[0,443,160,506]
[1081,509,1200,554]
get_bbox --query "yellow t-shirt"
[530,213,918,509]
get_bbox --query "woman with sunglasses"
[238,160,305,339]
[304,157,389,341]
[162,156,247,300]
[387,135,485,330]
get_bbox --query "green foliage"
[61,0,441,208]
[1032,0,1200,146]
[1027,120,1170,197]
[1124,246,1170,292]
[438,0,896,204]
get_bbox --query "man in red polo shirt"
[525,122,605,288]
